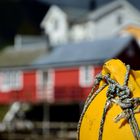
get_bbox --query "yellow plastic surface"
[79,59,140,140]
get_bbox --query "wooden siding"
[0,71,37,104]
[53,66,102,102]
[0,65,102,104]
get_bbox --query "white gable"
[86,0,140,39]
[41,5,67,29]
[40,5,68,46]
[66,0,140,43]
[95,10,140,39]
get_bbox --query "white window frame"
[36,69,55,102]
[0,71,23,92]
[79,66,94,87]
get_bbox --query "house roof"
[39,0,92,9]
[87,0,140,22]
[33,35,137,68]
[38,0,140,11]
[61,7,89,23]
[14,35,48,49]
[41,5,89,26]
[0,46,48,68]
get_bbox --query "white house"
[40,5,68,46]
[86,0,140,39]
[69,21,95,42]
[40,5,89,46]
[41,0,140,46]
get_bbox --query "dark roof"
[39,0,91,9]
[39,0,140,10]
[0,46,48,67]
[61,7,89,23]
[33,35,136,68]
[87,0,140,22]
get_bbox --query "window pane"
[79,66,94,87]
[0,71,22,92]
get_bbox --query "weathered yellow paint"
[122,25,140,40]
[79,59,140,140]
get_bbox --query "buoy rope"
[77,65,140,140]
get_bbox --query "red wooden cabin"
[0,45,47,104]
[0,36,140,104]
[34,36,140,103]
[0,71,37,104]
[35,66,102,103]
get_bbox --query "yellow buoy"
[78,59,140,140]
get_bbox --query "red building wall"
[0,65,102,104]
[18,71,37,103]
[0,71,37,104]
[54,66,102,102]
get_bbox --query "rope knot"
[94,74,103,85]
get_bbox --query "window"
[54,19,59,31]
[116,13,123,25]
[0,71,23,92]
[36,69,55,102]
[79,66,94,87]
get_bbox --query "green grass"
[0,105,10,122]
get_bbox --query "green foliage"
[0,105,10,122]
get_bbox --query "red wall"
[0,65,102,104]
[18,71,37,103]
[0,71,37,104]
[55,68,79,87]
[54,66,102,102]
